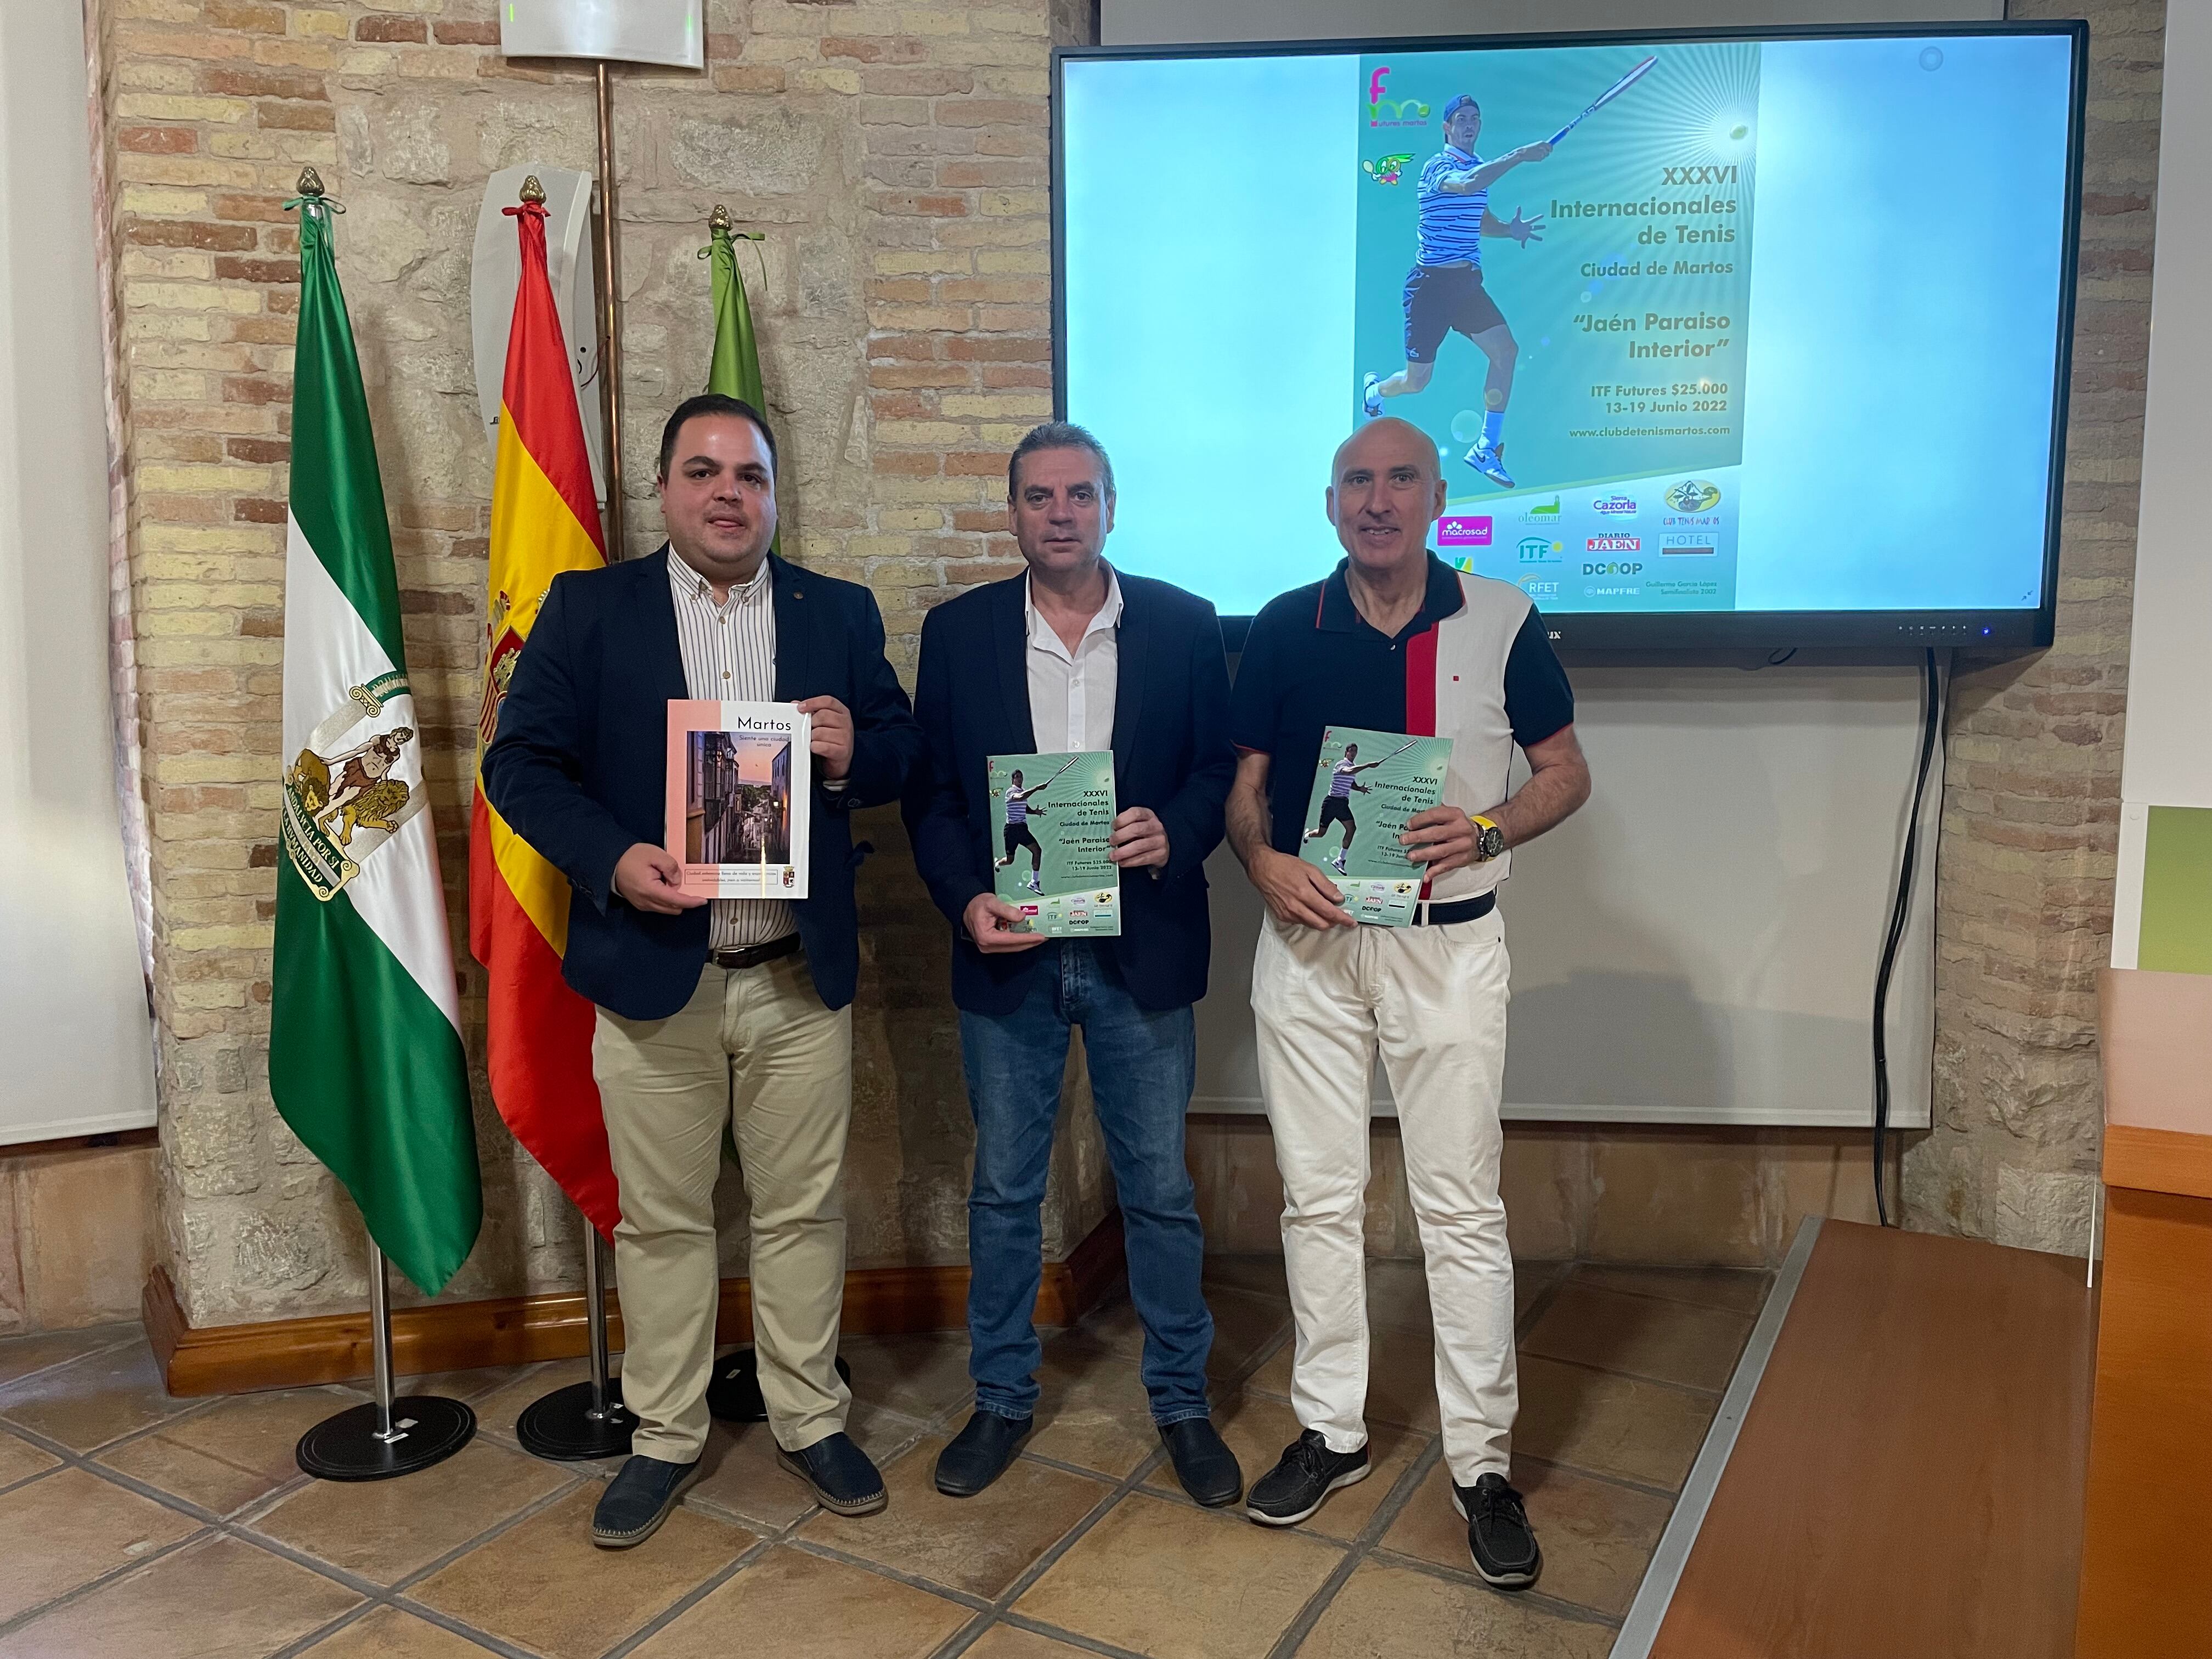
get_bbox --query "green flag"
[706,208,765,405]
[269,178,481,1296]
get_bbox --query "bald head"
[1327,417,1446,577]
[1332,417,1440,488]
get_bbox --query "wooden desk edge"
[2103,1123,2212,1203]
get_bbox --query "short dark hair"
[1008,421,1115,500]
[658,393,778,482]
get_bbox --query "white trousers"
[1251,909,1516,1485]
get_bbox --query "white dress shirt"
[1025,565,1122,752]
[668,553,794,949]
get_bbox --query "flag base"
[706,1347,854,1423]
[296,1395,476,1482]
[517,1378,636,1461]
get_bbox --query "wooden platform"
[1616,1219,2098,1659]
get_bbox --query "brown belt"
[710,934,802,972]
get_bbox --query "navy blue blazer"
[482,547,922,1021]
[904,569,1234,1015]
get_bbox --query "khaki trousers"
[592,951,853,1463]
[1251,910,1517,1486]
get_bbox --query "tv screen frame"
[1049,22,2089,652]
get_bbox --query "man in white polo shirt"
[1225,417,1590,1589]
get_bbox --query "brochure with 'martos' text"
[665,699,811,899]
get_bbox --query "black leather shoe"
[1246,1430,1369,1526]
[591,1454,702,1548]
[1159,1417,1243,1508]
[777,1431,888,1516]
[934,1411,1034,1498]
[1455,1472,1542,1589]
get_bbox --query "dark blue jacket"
[482,547,922,1021]
[904,569,1234,1015]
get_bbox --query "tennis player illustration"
[1362,59,1656,488]
[1302,743,1385,876]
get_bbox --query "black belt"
[1413,891,1496,927]
[710,934,802,971]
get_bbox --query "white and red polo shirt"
[1230,554,1575,904]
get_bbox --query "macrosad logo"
[281,672,432,901]
[1664,478,1722,513]
[1368,67,1430,127]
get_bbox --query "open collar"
[1317,552,1466,642]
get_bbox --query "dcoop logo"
[1664,478,1722,513]
[1583,561,1644,576]
[1368,67,1430,127]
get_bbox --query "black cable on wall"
[1872,647,1945,1227]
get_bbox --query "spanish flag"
[470,185,619,1236]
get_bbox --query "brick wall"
[91,0,1108,1327]
[1905,0,2164,1251]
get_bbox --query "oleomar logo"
[1368,67,1430,127]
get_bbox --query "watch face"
[1476,823,1505,860]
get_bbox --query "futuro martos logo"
[1368,67,1430,127]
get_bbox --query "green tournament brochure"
[988,751,1120,937]
[1299,727,1454,926]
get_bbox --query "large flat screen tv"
[1053,25,2086,648]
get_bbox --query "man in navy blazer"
[905,422,1243,1508]
[484,394,922,1545]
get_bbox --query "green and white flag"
[269,180,481,1295]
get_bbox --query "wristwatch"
[1469,814,1506,862]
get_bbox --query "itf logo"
[1436,515,1492,548]
[1368,67,1430,127]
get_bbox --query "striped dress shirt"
[668,553,794,949]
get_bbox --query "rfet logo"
[1586,535,1641,554]
[1368,67,1430,127]
[1436,515,1492,548]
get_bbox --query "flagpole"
[594,59,626,561]
[296,1239,477,1481]
[517,1218,636,1460]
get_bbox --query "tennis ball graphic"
[1729,123,1748,140]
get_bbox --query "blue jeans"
[960,940,1214,1425]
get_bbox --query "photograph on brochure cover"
[664,698,811,898]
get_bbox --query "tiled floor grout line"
[0,1328,144,1393]
[0,1527,215,1640]
[380,1471,591,1595]
[1258,1431,1448,1659]
[593,1531,781,1659]
[1521,1350,1728,1402]
[1510,1448,1689,1505]
[1362,1542,1624,1628]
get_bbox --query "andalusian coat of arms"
[281,670,432,900]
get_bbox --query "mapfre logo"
[1368,67,1430,127]
[1585,535,1641,554]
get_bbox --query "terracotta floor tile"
[1203,1253,1289,1301]
[468,1357,606,1441]
[964,1624,1098,1657]
[1365,1259,1437,1334]
[1521,1283,1753,1393]
[1248,1321,1441,1433]
[0,1464,202,1624]
[798,1432,1109,1598]
[0,1324,134,1389]
[1014,1489,1342,1659]
[0,1337,196,1451]
[1025,1330,1159,1477]
[0,1425,59,1489]
[298,1605,494,1657]
[410,1483,757,1659]
[685,1417,829,1531]
[1080,1286,1290,1385]
[1515,1262,1572,1327]
[1381,1457,1670,1619]
[1147,1390,1425,1543]
[1512,1355,1714,1492]
[254,1435,573,1583]
[837,1333,977,1421]
[628,1544,969,1659]
[0,1533,361,1659]
[1571,1264,1771,1316]
[96,1386,354,1515]
[1296,1559,1615,1658]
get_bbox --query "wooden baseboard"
[146,1208,1128,1398]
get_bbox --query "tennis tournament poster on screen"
[988,751,1119,937]
[1299,727,1453,927]
[1357,42,1757,612]
[665,699,811,899]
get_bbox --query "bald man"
[1224,419,1590,1588]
